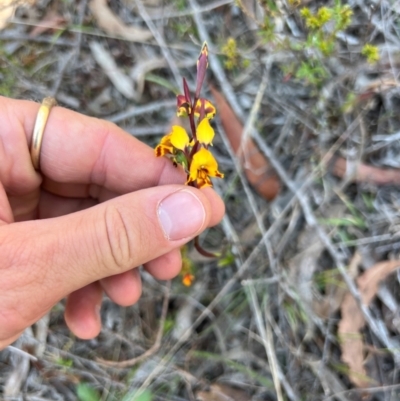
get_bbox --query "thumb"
[0,185,223,341]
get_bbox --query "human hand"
[0,96,224,350]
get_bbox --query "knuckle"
[102,204,134,270]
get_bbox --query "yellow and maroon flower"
[194,98,216,119]
[155,126,190,157]
[186,147,224,188]
[176,94,191,117]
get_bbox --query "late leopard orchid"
[155,42,223,190]
[154,42,224,284]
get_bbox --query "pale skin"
[0,96,225,350]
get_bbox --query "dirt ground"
[1,0,400,400]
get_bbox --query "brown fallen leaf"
[210,86,280,200]
[338,260,400,388]
[338,289,369,387]
[196,383,251,401]
[332,156,400,186]
[89,0,152,42]
[357,261,400,305]
[29,9,66,37]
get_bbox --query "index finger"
[11,97,185,193]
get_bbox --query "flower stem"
[194,236,219,258]
[189,96,198,141]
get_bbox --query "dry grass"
[1,0,400,400]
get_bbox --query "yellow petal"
[186,166,198,185]
[196,118,215,146]
[191,148,220,174]
[170,126,190,150]
[159,133,172,145]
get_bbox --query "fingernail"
[158,190,206,241]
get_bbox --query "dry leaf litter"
[1,0,400,400]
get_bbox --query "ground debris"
[89,0,152,42]
[339,260,400,388]
[196,383,251,401]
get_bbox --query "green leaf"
[217,249,235,267]
[319,216,367,228]
[174,151,189,171]
[76,383,101,401]
[145,73,180,95]
[361,193,374,211]
[121,389,153,401]
[55,357,73,368]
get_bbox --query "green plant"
[259,15,276,43]
[221,37,249,70]
[121,389,153,401]
[237,0,354,86]
[314,268,345,293]
[0,43,17,97]
[76,383,101,401]
[174,0,186,11]
[283,300,309,331]
[295,1,353,84]
[295,61,328,85]
[170,19,195,38]
[55,357,73,368]
[342,91,357,114]
[361,44,380,63]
